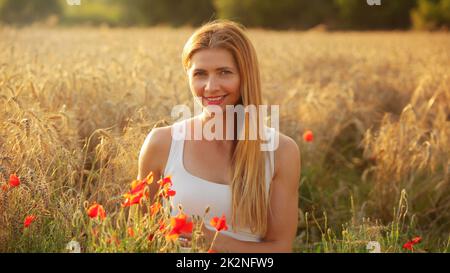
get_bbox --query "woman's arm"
[208,134,301,253]
[137,126,172,203]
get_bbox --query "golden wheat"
[0,26,448,252]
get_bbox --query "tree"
[122,0,216,27]
[335,0,418,30]
[213,0,337,29]
[0,0,62,24]
[411,0,450,30]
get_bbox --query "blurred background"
[0,0,449,253]
[0,0,449,30]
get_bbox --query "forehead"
[190,48,237,69]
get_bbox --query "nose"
[204,75,219,94]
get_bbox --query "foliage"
[0,0,62,24]
[412,0,450,30]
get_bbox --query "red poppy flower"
[129,180,146,195]
[403,236,422,251]
[142,172,154,185]
[127,227,135,237]
[166,230,180,242]
[210,214,228,232]
[24,215,36,228]
[411,237,422,244]
[158,181,176,198]
[150,202,162,216]
[207,249,217,253]
[158,176,173,188]
[303,130,314,142]
[171,213,193,233]
[166,213,193,241]
[148,234,154,241]
[9,174,20,187]
[403,241,413,251]
[165,188,176,197]
[87,203,106,220]
[122,176,156,207]
[129,175,153,195]
[122,191,144,207]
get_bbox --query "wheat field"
[0,25,449,252]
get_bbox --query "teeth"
[205,96,225,101]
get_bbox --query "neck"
[198,111,237,146]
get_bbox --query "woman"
[137,20,300,253]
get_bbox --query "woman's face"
[187,48,241,111]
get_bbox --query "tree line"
[0,0,448,30]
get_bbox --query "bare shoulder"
[273,132,301,182]
[137,125,173,180]
[264,132,301,248]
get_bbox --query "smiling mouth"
[203,95,227,105]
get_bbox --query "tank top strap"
[265,127,276,197]
[163,120,187,177]
[264,126,276,180]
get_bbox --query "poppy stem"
[209,231,219,252]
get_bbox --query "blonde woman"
[138,20,300,253]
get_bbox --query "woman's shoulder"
[272,131,301,179]
[141,117,195,155]
[143,125,173,149]
[271,131,299,154]
[138,125,173,178]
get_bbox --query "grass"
[0,25,449,252]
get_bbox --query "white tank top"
[163,119,275,242]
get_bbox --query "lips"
[203,95,227,105]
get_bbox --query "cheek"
[228,78,240,96]
[190,79,203,96]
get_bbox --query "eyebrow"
[192,67,234,72]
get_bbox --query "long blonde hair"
[181,20,270,236]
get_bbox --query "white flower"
[366,241,381,253]
[66,240,81,253]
